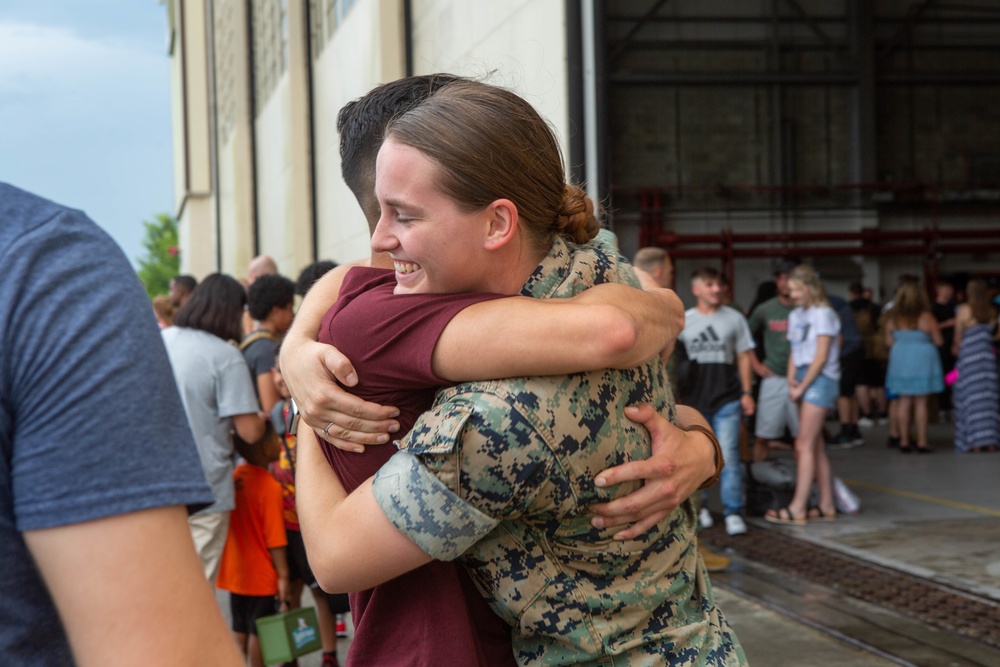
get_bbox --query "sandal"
[914,444,932,454]
[764,506,807,525]
[807,507,837,522]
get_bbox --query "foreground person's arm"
[589,403,720,540]
[25,507,244,667]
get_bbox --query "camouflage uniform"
[372,233,747,666]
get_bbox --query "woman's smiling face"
[371,138,489,295]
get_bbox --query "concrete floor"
[752,418,1000,601]
[224,417,1000,665]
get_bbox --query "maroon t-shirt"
[317,267,515,667]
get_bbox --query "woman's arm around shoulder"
[432,283,684,382]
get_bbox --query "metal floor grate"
[700,523,1000,650]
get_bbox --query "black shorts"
[287,528,351,615]
[286,528,314,586]
[839,348,863,397]
[860,357,885,388]
[230,593,277,635]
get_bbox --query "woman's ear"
[484,199,519,250]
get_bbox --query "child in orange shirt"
[216,425,289,667]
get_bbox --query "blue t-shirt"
[0,182,214,664]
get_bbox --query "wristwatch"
[285,398,301,435]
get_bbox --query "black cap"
[773,259,798,276]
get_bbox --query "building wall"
[409,0,570,162]
[214,0,256,279]
[169,0,217,278]
[312,0,406,265]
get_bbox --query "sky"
[0,1,173,266]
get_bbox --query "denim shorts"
[795,366,838,410]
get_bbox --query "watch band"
[682,423,723,490]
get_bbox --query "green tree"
[136,213,179,297]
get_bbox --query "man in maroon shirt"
[281,75,720,666]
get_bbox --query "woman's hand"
[279,335,400,452]
[589,403,716,540]
[788,380,804,402]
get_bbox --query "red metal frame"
[633,188,1000,288]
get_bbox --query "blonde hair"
[888,279,931,327]
[787,264,829,308]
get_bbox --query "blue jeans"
[700,399,743,517]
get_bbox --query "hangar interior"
[599,0,999,301]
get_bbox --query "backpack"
[239,330,278,351]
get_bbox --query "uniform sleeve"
[216,354,262,418]
[372,395,553,560]
[3,208,213,531]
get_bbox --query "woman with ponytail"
[296,80,745,665]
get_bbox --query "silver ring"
[321,422,335,437]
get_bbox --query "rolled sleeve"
[372,451,499,561]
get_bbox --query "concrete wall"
[312,0,406,265]
[409,0,570,161]
[170,0,216,277]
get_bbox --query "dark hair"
[387,80,600,251]
[295,260,338,296]
[633,247,669,274]
[848,281,864,296]
[171,274,198,293]
[173,273,246,342]
[691,266,721,282]
[337,73,465,226]
[247,274,295,321]
[748,280,778,314]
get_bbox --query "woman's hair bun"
[556,184,601,244]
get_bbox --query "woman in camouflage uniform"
[299,81,746,666]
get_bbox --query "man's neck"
[253,321,277,335]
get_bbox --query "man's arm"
[280,266,403,450]
[25,506,244,667]
[589,403,718,540]
[737,350,756,416]
[749,348,773,378]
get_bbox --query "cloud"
[0,20,163,96]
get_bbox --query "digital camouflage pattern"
[372,232,747,666]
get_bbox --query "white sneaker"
[725,514,747,536]
[699,507,714,529]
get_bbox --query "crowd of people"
[5,73,999,667]
[659,253,1000,534]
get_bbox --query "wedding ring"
[321,422,335,437]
